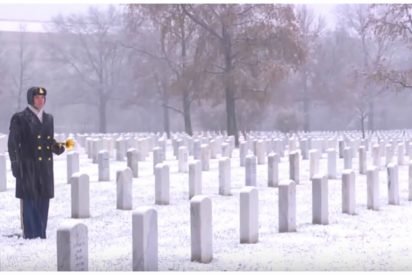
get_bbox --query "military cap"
[27,86,47,106]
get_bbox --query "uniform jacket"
[8,107,64,199]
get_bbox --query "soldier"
[8,86,65,239]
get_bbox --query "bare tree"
[8,25,36,111]
[295,5,325,132]
[182,4,305,146]
[125,4,212,137]
[337,4,391,137]
[45,6,129,132]
[368,4,412,90]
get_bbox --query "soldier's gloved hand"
[11,161,20,178]
[52,143,65,155]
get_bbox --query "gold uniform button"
[48,157,51,161]
[38,157,42,161]
[47,136,51,139]
[37,135,41,139]
[47,146,50,150]
[38,146,42,150]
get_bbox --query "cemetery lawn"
[1,143,412,271]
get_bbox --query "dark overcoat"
[8,107,64,199]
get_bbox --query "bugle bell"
[57,138,76,151]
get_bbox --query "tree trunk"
[17,89,22,111]
[361,115,365,139]
[182,89,193,136]
[99,95,107,133]
[368,98,375,132]
[223,31,239,147]
[17,36,24,112]
[162,91,171,139]
[303,71,310,132]
[225,85,239,146]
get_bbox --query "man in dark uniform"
[8,86,65,239]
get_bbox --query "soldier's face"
[33,95,45,110]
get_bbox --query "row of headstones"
[49,138,412,204]
[243,135,412,159]
[62,130,412,171]
[58,187,269,271]
[2,136,409,196]
[68,158,202,217]
[84,136,155,162]
[246,129,412,140]
[67,145,407,220]
[58,158,412,271]
[68,149,278,218]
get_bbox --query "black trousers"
[22,198,50,239]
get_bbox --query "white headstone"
[409,161,412,201]
[152,147,165,174]
[155,163,170,205]
[0,154,6,191]
[300,139,309,160]
[338,140,345,158]
[218,157,231,195]
[127,148,139,178]
[256,140,266,165]
[372,145,381,169]
[116,167,133,210]
[0,135,6,153]
[57,223,88,271]
[102,137,113,158]
[267,153,279,187]
[98,150,110,181]
[221,142,230,158]
[200,144,210,171]
[289,151,300,185]
[190,195,213,263]
[359,146,367,175]
[178,146,189,173]
[327,149,337,179]
[71,173,90,218]
[239,187,258,244]
[367,166,380,211]
[189,160,202,199]
[245,154,257,186]
[193,140,201,160]
[137,139,147,161]
[116,138,126,161]
[239,141,248,167]
[343,147,352,170]
[398,143,405,165]
[385,144,393,166]
[387,163,400,205]
[342,169,356,215]
[209,139,219,159]
[86,138,93,159]
[132,207,158,271]
[92,139,103,164]
[278,180,296,232]
[309,149,319,179]
[67,151,79,184]
[312,175,328,225]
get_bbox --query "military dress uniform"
[8,87,64,239]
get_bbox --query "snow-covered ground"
[2,138,412,271]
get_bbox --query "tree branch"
[161,103,184,115]
[181,4,223,40]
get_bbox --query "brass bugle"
[57,138,76,151]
